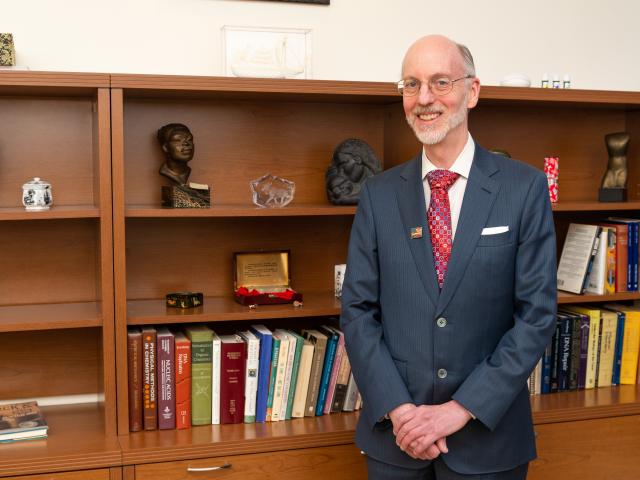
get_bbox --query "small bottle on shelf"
[541,73,549,88]
[563,74,571,89]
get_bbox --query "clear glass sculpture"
[250,173,295,208]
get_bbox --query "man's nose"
[416,82,436,105]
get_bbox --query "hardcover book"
[127,327,143,432]
[316,326,339,416]
[271,330,291,421]
[174,331,191,429]
[600,223,628,292]
[212,331,221,425]
[284,330,304,420]
[141,326,158,430]
[324,326,346,415]
[557,224,601,294]
[219,334,246,424]
[291,338,314,418]
[237,330,260,423]
[564,306,601,389]
[156,327,176,429]
[185,325,213,425]
[274,329,297,421]
[301,329,328,417]
[250,324,273,423]
[0,401,48,443]
[596,310,618,388]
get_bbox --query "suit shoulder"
[364,158,417,190]
[489,151,546,183]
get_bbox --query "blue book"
[557,314,573,391]
[315,326,339,416]
[607,218,639,291]
[611,311,626,385]
[250,324,273,423]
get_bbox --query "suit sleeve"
[451,172,557,430]
[340,183,414,428]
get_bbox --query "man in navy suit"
[340,35,557,479]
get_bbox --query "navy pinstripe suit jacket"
[340,145,557,474]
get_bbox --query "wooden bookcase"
[0,72,120,477]
[1,71,640,478]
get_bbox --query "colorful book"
[302,329,328,417]
[585,227,610,295]
[291,338,314,418]
[219,334,246,424]
[600,223,628,293]
[277,330,297,421]
[0,401,48,443]
[284,330,305,420]
[604,304,640,384]
[596,309,618,387]
[141,326,158,430]
[606,218,638,291]
[127,327,143,432]
[324,326,346,415]
[270,330,291,422]
[156,327,176,429]
[563,306,600,389]
[568,312,582,390]
[237,330,260,423]
[265,334,281,421]
[611,311,626,385]
[185,325,213,425]
[250,324,273,423]
[316,326,339,416]
[174,331,191,429]
[332,349,352,412]
[211,331,221,425]
[556,314,573,391]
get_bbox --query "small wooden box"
[233,250,302,306]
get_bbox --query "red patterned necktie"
[427,170,460,289]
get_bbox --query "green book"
[185,325,213,425]
[266,336,281,421]
[285,330,304,420]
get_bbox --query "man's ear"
[467,78,481,110]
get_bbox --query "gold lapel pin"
[410,227,423,239]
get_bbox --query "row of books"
[557,218,640,295]
[528,304,640,395]
[127,323,361,431]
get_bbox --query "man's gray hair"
[457,43,476,77]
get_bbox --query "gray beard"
[407,94,469,145]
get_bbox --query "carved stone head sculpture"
[326,138,382,205]
[157,123,194,185]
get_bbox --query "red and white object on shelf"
[544,156,559,203]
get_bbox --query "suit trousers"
[366,455,529,480]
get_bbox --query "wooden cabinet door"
[2,469,110,480]
[135,444,366,480]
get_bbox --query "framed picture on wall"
[222,25,312,79]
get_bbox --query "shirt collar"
[422,133,475,180]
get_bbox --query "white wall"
[1,0,639,91]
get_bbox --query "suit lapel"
[436,146,501,315]
[396,155,439,308]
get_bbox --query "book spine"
[581,229,601,293]
[585,313,601,389]
[620,316,640,384]
[315,335,337,416]
[266,338,280,421]
[634,223,638,291]
[331,353,352,412]
[324,340,345,414]
[285,333,304,420]
[557,318,572,391]
[243,336,259,423]
[612,313,625,385]
[271,336,289,422]
[253,331,272,423]
[291,342,314,418]
[627,226,633,291]
[127,330,143,432]
[157,331,175,429]
[191,339,213,425]
[175,335,191,429]
[142,327,157,430]
[569,315,581,390]
[279,335,297,421]
[220,341,246,424]
[577,315,590,389]
[550,321,560,393]
[615,226,628,292]
[605,229,616,294]
[211,337,221,425]
[304,337,327,417]
[597,314,617,388]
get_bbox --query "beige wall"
[1,0,639,90]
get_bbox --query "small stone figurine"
[599,132,630,202]
[157,123,210,208]
[325,138,381,205]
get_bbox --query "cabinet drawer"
[2,469,110,480]
[135,444,366,480]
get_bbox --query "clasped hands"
[389,400,472,461]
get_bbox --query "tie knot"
[427,170,459,191]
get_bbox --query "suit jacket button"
[437,368,447,379]
[436,317,447,327]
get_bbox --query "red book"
[174,331,191,429]
[156,327,175,430]
[142,326,157,430]
[127,328,143,432]
[219,335,246,424]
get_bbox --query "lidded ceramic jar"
[22,177,53,211]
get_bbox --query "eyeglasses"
[397,75,473,97]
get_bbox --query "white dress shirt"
[422,134,475,241]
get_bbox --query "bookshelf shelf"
[0,206,101,221]
[127,292,341,325]
[0,404,121,477]
[0,301,102,333]
[557,291,640,304]
[125,204,357,218]
[552,201,640,212]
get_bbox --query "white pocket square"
[481,226,509,235]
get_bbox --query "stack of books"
[0,401,48,443]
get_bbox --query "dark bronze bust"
[599,131,630,202]
[326,138,381,205]
[157,123,194,185]
[157,123,210,208]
